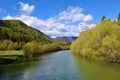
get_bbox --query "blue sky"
[0,0,120,37]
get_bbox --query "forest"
[71,14,120,62]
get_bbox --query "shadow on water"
[0,55,44,80]
[72,53,120,80]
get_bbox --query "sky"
[0,0,120,37]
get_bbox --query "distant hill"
[0,20,53,43]
[55,36,77,44]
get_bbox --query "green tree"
[101,15,106,21]
[117,13,120,25]
[71,16,120,62]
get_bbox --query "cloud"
[58,6,84,23]
[83,14,93,22]
[3,2,93,37]
[19,2,35,15]
[58,6,92,23]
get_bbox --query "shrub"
[23,41,60,58]
[0,40,25,50]
[71,19,120,62]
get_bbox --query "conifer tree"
[117,13,120,25]
[101,16,106,21]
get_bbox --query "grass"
[0,50,24,60]
[0,50,23,56]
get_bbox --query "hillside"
[0,20,53,43]
[71,15,120,62]
[55,36,77,44]
[0,20,64,64]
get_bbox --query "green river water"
[0,50,120,80]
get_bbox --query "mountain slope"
[0,20,53,43]
[55,36,77,44]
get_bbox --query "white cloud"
[83,14,93,22]
[3,2,93,37]
[19,2,35,15]
[58,6,84,23]
[78,22,89,30]
[58,6,92,23]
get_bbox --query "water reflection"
[72,53,120,80]
[0,56,43,80]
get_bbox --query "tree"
[101,15,106,21]
[71,16,120,62]
[117,13,120,25]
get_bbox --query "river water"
[0,50,120,80]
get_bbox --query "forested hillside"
[0,20,53,50]
[55,36,77,44]
[71,14,120,62]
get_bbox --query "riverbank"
[70,18,120,63]
[0,44,70,64]
[0,50,24,64]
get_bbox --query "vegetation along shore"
[71,14,120,63]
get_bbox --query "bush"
[71,19,120,62]
[23,41,60,58]
[0,40,25,50]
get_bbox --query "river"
[0,50,120,80]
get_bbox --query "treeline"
[71,14,120,62]
[0,40,25,50]
[23,41,60,58]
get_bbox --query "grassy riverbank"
[0,42,70,64]
[0,50,24,64]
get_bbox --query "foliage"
[117,13,120,25]
[23,41,60,58]
[101,16,106,21]
[59,45,70,50]
[0,40,25,50]
[71,15,120,62]
[0,20,53,42]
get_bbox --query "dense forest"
[71,14,120,62]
